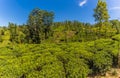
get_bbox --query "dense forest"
[0,0,120,78]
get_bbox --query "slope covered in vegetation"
[0,0,120,78]
[0,35,120,78]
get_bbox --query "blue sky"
[0,0,120,26]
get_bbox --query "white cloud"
[79,0,87,7]
[107,0,120,19]
[110,7,120,10]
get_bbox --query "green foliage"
[27,8,54,44]
[66,59,89,78]
[93,51,112,74]
[112,34,120,41]
[0,43,90,78]
[0,37,120,77]
[0,1,120,77]
[94,0,109,22]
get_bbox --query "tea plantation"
[0,36,119,78]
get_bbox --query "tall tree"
[9,23,18,42]
[93,0,110,38]
[27,8,54,44]
[94,0,109,22]
[27,8,43,44]
[43,11,54,39]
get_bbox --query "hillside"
[0,0,120,78]
[0,35,120,78]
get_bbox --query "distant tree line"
[0,0,120,44]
